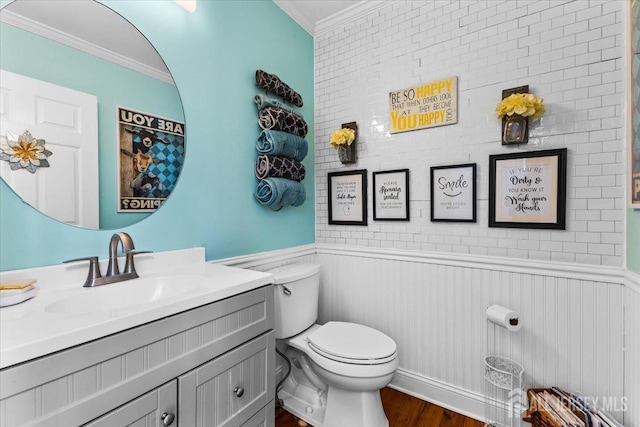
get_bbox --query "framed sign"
[430,163,476,222]
[328,170,367,225]
[489,148,567,229]
[389,76,457,134]
[373,169,410,221]
[117,106,185,212]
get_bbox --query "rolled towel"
[257,129,308,161]
[258,106,308,138]
[255,178,306,211]
[255,155,306,182]
[254,94,303,117]
[255,69,303,107]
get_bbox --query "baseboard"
[389,368,527,426]
[389,369,486,422]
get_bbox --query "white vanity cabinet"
[83,381,177,427]
[178,331,274,426]
[0,285,275,427]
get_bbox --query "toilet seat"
[287,323,399,379]
[307,321,397,365]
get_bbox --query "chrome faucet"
[64,232,151,287]
[106,232,135,277]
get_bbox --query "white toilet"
[268,263,398,427]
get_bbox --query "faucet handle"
[64,256,102,287]
[123,250,153,275]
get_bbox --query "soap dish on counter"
[0,280,39,307]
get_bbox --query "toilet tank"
[267,263,321,339]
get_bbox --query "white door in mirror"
[0,70,99,229]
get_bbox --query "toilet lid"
[307,322,397,365]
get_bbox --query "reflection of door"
[0,69,98,228]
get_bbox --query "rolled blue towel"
[256,129,308,161]
[254,178,306,211]
[254,94,303,118]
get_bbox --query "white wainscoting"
[316,244,628,425]
[625,270,640,427]
[212,244,636,426]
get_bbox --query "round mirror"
[0,0,186,230]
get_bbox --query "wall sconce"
[174,0,196,13]
[495,85,545,145]
[329,122,357,165]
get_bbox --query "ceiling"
[0,0,170,76]
[0,0,363,78]
[273,0,362,35]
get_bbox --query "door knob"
[234,386,244,397]
[160,412,175,426]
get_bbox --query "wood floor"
[275,387,485,427]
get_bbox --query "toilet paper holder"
[484,304,525,427]
[485,304,521,332]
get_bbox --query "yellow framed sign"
[389,76,457,134]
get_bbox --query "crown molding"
[0,10,174,85]
[273,0,316,36]
[274,1,389,37]
[315,1,389,36]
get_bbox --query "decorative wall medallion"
[0,131,52,173]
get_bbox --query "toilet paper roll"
[485,304,522,332]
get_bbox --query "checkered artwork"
[117,107,185,212]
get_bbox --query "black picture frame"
[373,169,410,221]
[328,169,368,225]
[489,148,567,229]
[430,163,477,222]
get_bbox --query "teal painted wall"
[0,0,315,270]
[0,23,184,229]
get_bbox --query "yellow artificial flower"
[495,93,545,121]
[329,128,356,149]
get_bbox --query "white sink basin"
[45,275,205,315]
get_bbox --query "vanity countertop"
[0,248,273,369]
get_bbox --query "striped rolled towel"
[255,155,305,182]
[255,69,303,107]
[254,178,306,211]
[258,106,308,138]
[256,129,308,161]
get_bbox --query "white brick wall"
[315,0,626,266]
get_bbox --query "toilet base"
[280,383,388,427]
[279,347,390,427]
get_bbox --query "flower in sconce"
[329,128,355,149]
[0,131,52,174]
[495,93,545,121]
